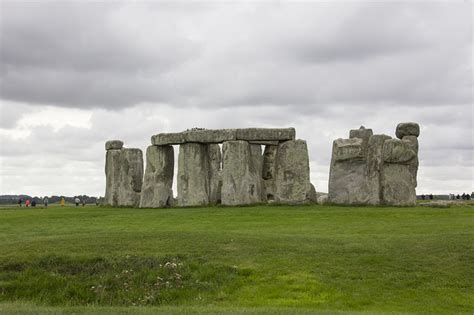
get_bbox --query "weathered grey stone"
[186,129,236,143]
[249,140,279,145]
[395,122,420,139]
[317,194,329,205]
[250,144,266,202]
[328,135,380,205]
[105,140,124,150]
[383,139,416,164]
[151,132,186,145]
[332,138,364,161]
[208,144,222,204]
[177,143,210,206]
[221,141,263,205]
[366,134,392,203]
[262,145,278,202]
[250,144,263,178]
[328,122,421,206]
[381,134,419,206]
[402,136,419,187]
[151,128,294,145]
[381,163,416,206]
[350,126,373,155]
[139,145,174,208]
[273,140,315,204]
[235,128,295,141]
[263,179,276,202]
[328,157,373,205]
[262,145,278,180]
[104,146,143,207]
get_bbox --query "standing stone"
[177,143,210,206]
[328,122,421,206]
[366,134,392,203]
[262,145,278,180]
[104,144,143,207]
[350,126,373,156]
[221,141,263,205]
[381,137,418,206]
[274,140,316,204]
[139,145,174,208]
[402,135,419,187]
[250,144,266,202]
[328,138,373,205]
[262,145,278,201]
[208,144,222,204]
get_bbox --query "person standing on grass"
[60,197,65,206]
[75,197,80,206]
[31,200,36,207]
[25,199,30,207]
[18,198,22,207]
[43,196,48,208]
[82,199,86,207]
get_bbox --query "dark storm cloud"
[1,1,471,109]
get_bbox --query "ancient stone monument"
[104,140,143,207]
[328,122,420,206]
[104,127,317,207]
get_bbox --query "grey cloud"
[0,2,472,196]
[1,2,471,109]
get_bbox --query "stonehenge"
[105,128,316,207]
[104,123,420,208]
[328,123,420,206]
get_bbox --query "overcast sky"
[0,1,472,197]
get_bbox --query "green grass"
[0,204,472,314]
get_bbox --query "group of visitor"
[17,196,89,207]
[420,194,434,200]
[17,197,48,207]
[449,193,472,200]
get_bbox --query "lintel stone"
[151,128,295,145]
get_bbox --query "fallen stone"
[317,194,329,205]
[221,141,263,205]
[395,122,420,139]
[177,143,210,206]
[273,140,315,204]
[419,200,452,208]
[139,145,174,208]
[105,140,124,150]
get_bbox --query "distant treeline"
[0,195,101,205]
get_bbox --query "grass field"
[0,203,472,314]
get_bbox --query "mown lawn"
[0,204,472,314]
